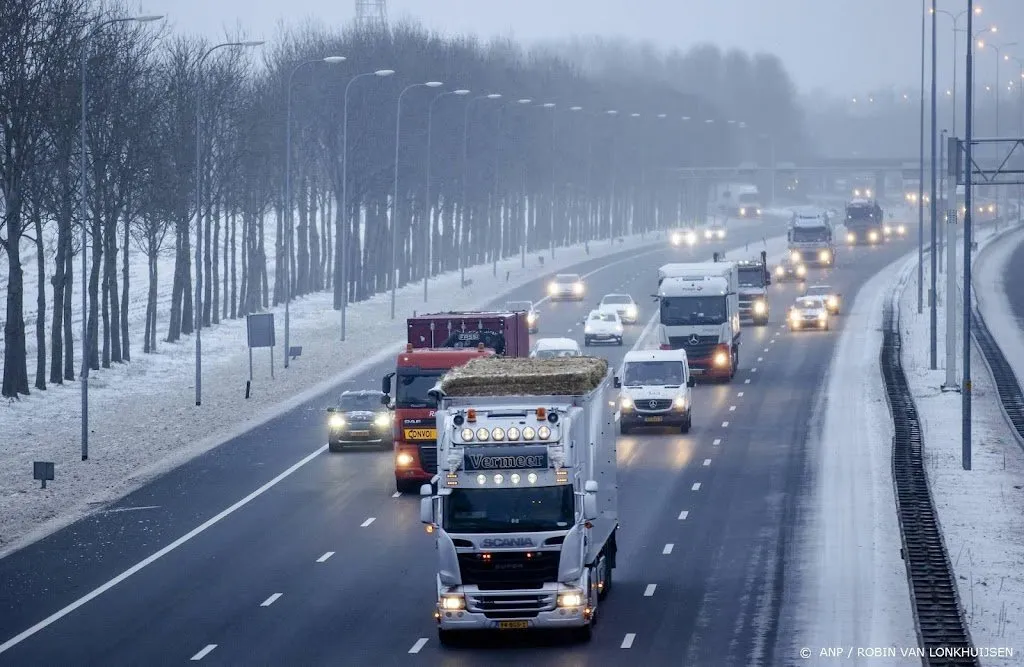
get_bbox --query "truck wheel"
[437,629,460,647]
[598,556,613,600]
[396,479,420,494]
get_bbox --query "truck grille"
[667,337,719,358]
[467,592,556,619]
[418,445,437,474]
[457,551,560,590]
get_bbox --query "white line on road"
[745,378,751,384]
[662,543,674,554]
[737,392,744,397]
[408,638,429,654]
[751,368,757,373]
[316,552,334,563]
[758,356,764,361]
[763,348,769,352]
[692,482,701,491]
[260,593,282,607]
[0,445,328,656]
[360,517,376,528]
[678,510,689,520]
[722,421,730,427]
[703,459,712,467]
[712,438,721,446]
[621,633,636,649]
[392,491,401,498]
[190,645,217,661]
[644,584,657,597]
[100,505,161,514]
[729,405,736,411]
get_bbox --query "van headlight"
[557,590,584,608]
[373,413,390,428]
[329,414,345,428]
[753,300,766,314]
[673,396,687,409]
[620,396,634,410]
[440,594,466,611]
[548,282,558,294]
[671,232,682,245]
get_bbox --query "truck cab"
[735,251,771,326]
[844,198,884,245]
[787,211,835,266]
[421,356,618,644]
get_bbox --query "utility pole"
[929,0,938,369]
[962,0,975,471]
[942,134,959,393]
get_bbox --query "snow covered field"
[0,217,778,557]
[897,222,1024,665]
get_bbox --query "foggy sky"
[142,0,1024,96]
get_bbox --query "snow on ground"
[793,251,920,666]
[974,224,1024,394]
[898,222,1024,665]
[0,217,779,557]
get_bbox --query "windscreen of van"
[623,360,685,386]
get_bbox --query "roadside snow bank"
[974,224,1024,391]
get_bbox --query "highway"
[1003,234,1024,329]
[0,222,913,666]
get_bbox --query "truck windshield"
[660,296,727,326]
[395,372,440,408]
[737,193,759,204]
[791,226,830,242]
[444,486,575,533]
[623,361,684,386]
[737,267,765,288]
[846,206,877,222]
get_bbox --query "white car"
[583,310,623,346]
[597,293,639,324]
[615,349,695,434]
[704,224,726,240]
[547,273,585,301]
[530,337,582,359]
[788,295,831,331]
[670,229,698,247]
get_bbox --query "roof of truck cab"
[623,349,689,364]
[658,275,729,296]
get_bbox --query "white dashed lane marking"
[621,633,636,649]
[751,368,757,373]
[703,458,712,466]
[316,552,334,563]
[662,543,674,555]
[757,356,764,361]
[409,638,428,654]
[737,392,744,397]
[764,348,769,352]
[729,405,736,411]
[722,421,730,427]
[391,492,401,498]
[712,438,721,446]
[260,593,282,607]
[191,645,217,661]
[692,482,701,491]
[360,517,376,528]
[678,510,689,520]
[644,584,657,597]
[745,378,751,384]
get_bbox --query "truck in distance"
[787,210,835,266]
[735,251,771,326]
[421,356,618,644]
[844,198,884,245]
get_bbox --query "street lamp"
[962,0,978,470]
[79,13,163,460]
[423,88,470,302]
[194,39,264,407]
[391,81,443,320]
[541,102,557,259]
[935,4,981,135]
[459,93,502,287]
[337,68,394,340]
[283,56,345,369]
[507,97,534,268]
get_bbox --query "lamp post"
[929,0,938,369]
[423,88,470,302]
[459,93,502,287]
[79,13,163,460]
[337,68,394,340]
[284,56,346,369]
[937,5,982,135]
[963,0,976,471]
[917,0,926,315]
[195,40,264,407]
[542,102,557,258]
[391,81,443,320]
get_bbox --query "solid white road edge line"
[408,638,428,654]
[621,633,636,649]
[260,593,282,607]
[190,644,217,661]
[360,517,376,528]
[0,445,327,655]
[662,543,674,555]
[644,584,657,597]
[316,551,334,563]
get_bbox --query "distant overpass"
[671,157,919,177]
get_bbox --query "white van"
[614,349,695,434]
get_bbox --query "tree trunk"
[88,216,102,370]
[308,182,321,291]
[229,208,237,319]
[2,209,30,397]
[297,175,310,295]
[33,212,46,391]
[50,213,70,385]
[322,190,332,291]
[239,209,249,315]
[212,197,220,325]
[203,196,213,326]
[103,206,122,365]
[181,218,193,336]
[332,189,344,309]
[258,213,269,309]
[63,237,74,381]
[145,241,158,353]
[120,209,130,362]
[272,205,283,306]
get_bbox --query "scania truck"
[787,211,835,266]
[655,260,740,380]
[382,312,530,493]
[420,356,618,644]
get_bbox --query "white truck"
[421,356,619,644]
[713,182,762,219]
[787,211,835,266]
[735,250,771,326]
[654,260,741,381]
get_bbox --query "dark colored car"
[327,390,394,451]
[773,257,807,283]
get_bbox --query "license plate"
[690,368,704,375]
[349,430,370,436]
[498,621,529,630]
[644,416,664,423]
[403,428,436,441]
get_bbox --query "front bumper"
[329,425,392,447]
[620,410,688,426]
[789,317,828,330]
[395,443,436,483]
[585,332,622,342]
[549,290,583,301]
[437,592,588,631]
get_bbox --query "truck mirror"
[583,493,598,522]
[326,407,337,413]
[765,273,772,286]
[613,376,621,388]
[584,480,599,493]
[381,372,393,396]
[420,483,433,497]
[687,377,696,388]
[380,394,390,406]
[420,497,434,525]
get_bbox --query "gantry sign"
[950,136,1024,186]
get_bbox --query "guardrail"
[880,287,978,666]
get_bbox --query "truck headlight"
[440,594,466,611]
[846,232,856,243]
[548,282,558,294]
[673,396,687,409]
[620,396,634,410]
[756,208,762,215]
[713,351,728,366]
[753,300,767,315]
[374,413,390,428]
[818,250,830,263]
[739,207,746,216]
[574,283,584,294]
[716,229,725,239]
[685,231,697,245]
[868,231,878,242]
[897,224,906,234]
[671,232,682,245]
[790,250,801,262]
[557,590,584,608]
[396,452,414,466]
[704,229,713,239]
[775,266,784,276]
[527,312,537,324]
[328,414,345,428]
[796,265,806,277]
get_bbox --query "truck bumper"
[688,357,733,380]
[436,607,588,632]
[394,443,436,487]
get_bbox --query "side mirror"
[420,483,433,497]
[420,496,434,525]
[326,407,337,413]
[687,377,696,388]
[582,480,599,521]
[381,372,394,396]
[613,376,622,388]
[380,394,390,406]
[765,274,772,286]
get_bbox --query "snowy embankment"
[793,251,919,665]
[897,221,1024,665]
[0,216,766,557]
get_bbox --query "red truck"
[381,312,530,493]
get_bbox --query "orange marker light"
[467,409,477,422]
[536,407,546,421]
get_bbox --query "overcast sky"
[143,0,1024,96]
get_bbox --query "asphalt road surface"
[1002,233,1024,333]
[0,223,913,666]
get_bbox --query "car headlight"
[584,326,593,334]
[671,232,682,245]
[527,312,537,324]
[739,207,746,216]
[789,310,800,321]
[373,413,390,428]
[396,452,414,466]
[548,282,557,294]
[626,305,638,317]
[897,224,906,234]
[620,396,633,410]
[775,266,784,276]
[868,231,878,242]
[796,265,806,276]
[713,351,728,366]
[574,283,584,294]
[673,396,687,409]
[846,232,856,243]
[440,594,466,611]
[818,312,828,321]
[615,324,623,333]
[827,296,838,308]
[686,231,697,245]
[756,208,762,215]
[790,251,801,262]
[753,300,766,314]
[328,414,345,428]
[704,229,713,239]
[557,590,584,608]
[717,229,725,238]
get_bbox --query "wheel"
[680,412,691,434]
[598,557,613,599]
[328,442,342,453]
[395,478,421,494]
[756,318,768,327]
[616,337,623,346]
[619,423,631,435]
[730,349,738,379]
[584,336,592,346]
[437,628,460,647]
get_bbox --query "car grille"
[457,551,560,590]
[467,592,556,619]
[419,444,437,473]
[636,399,673,411]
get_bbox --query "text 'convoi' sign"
[463,446,548,471]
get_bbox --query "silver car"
[547,273,585,301]
[787,296,831,331]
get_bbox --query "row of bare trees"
[0,1,808,398]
